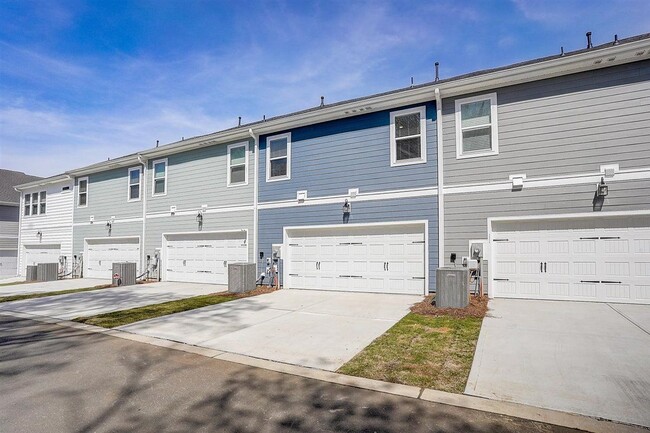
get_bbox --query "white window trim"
[151,158,168,197]
[227,142,249,187]
[455,92,499,159]
[389,106,427,167]
[24,193,31,216]
[127,166,142,202]
[77,177,89,208]
[266,132,291,182]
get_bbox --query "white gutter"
[434,88,444,269]
[249,128,259,267]
[14,174,72,190]
[138,154,148,272]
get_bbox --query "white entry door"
[491,215,650,304]
[285,222,426,295]
[163,231,248,284]
[24,244,61,273]
[85,238,140,279]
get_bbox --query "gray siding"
[442,60,650,185]
[144,210,255,261]
[259,107,438,203]
[146,138,255,214]
[74,167,144,223]
[443,179,650,289]
[259,196,438,291]
[0,205,18,223]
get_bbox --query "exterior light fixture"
[342,199,351,224]
[196,211,204,230]
[597,177,608,197]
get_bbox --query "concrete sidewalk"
[0,281,225,320]
[0,278,111,296]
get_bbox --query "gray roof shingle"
[0,169,42,204]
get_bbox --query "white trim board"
[146,204,254,219]
[73,217,144,226]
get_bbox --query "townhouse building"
[13,32,650,303]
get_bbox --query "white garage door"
[491,215,650,304]
[285,222,426,295]
[0,251,18,277]
[164,231,248,284]
[85,238,140,279]
[24,244,61,272]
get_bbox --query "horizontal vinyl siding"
[443,60,650,185]
[0,237,18,249]
[146,139,255,214]
[18,182,74,276]
[75,167,143,223]
[258,196,438,291]
[144,210,255,262]
[0,220,18,238]
[259,104,437,202]
[443,179,650,290]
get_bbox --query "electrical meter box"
[272,244,282,260]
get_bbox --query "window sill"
[456,150,499,160]
[390,158,427,167]
[227,181,249,188]
[266,176,291,183]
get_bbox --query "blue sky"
[1,0,648,177]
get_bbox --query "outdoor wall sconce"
[196,211,204,230]
[597,177,609,197]
[342,199,351,224]
[36,231,42,240]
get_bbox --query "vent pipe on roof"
[156,140,159,147]
[263,114,266,121]
[613,34,619,45]
[238,116,241,126]
[586,32,593,49]
[320,96,324,107]
[560,46,564,56]
[434,62,439,82]
[410,76,414,88]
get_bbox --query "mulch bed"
[220,285,278,299]
[411,294,488,318]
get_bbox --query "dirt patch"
[218,285,278,299]
[411,294,488,318]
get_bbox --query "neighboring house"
[15,175,73,277]
[14,32,650,304]
[0,170,42,278]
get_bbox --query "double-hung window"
[455,93,499,158]
[152,159,167,196]
[227,142,248,186]
[390,106,427,166]
[39,191,46,214]
[128,167,141,201]
[78,177,88,207]
[24,194,30,216]
[31,192,38,215]
[266,133,291,181]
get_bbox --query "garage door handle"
[540,262,543,273]
[601,280,622,284]
[581,280,600,284]
[544,262,547,273]
[493,278,509,281]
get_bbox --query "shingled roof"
[0,169,42,204]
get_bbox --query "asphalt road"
[0,314,581,433]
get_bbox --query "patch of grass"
[0,284,112,303]
[74,286,277,328]
[338,313,483,393]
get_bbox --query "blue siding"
[259,102,438,202]
[258,196,438,292]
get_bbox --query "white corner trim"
[389,106,427,167]
[455,92,499,159]
[266,132,291,182]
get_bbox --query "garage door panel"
[85,239,139,279]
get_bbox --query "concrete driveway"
[0,278,111,296]
[466,299,650,427]
[0,281,225,320]
[120,289,421,371]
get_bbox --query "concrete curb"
[3,310,647,433]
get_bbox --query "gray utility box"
[436,267,470,308]
[228,263,256,293]
[112,262,137,286]
[37,263,58,282]
[26,265,38,282]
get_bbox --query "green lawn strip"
[73,293,240,328]
[0,284,113,303]
[337,313,483,394]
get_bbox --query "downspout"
[14,186,23,277]
[248,128,259,269]
[435,88,444,269]
[64,174,73,276]
[138,154,147,276]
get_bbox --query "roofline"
[14,174,73,190]
[0,200,18,207]
[54,33,650,174]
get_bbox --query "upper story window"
[78,177,88,207]
[227,142,248,187]
[128,167,141,201]
[390,106,427,166]
[455,93,499,159]
[24,191,46,216]
[266,133,291,182]
[152,159,167,196]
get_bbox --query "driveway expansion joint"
[607,303,650,337]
